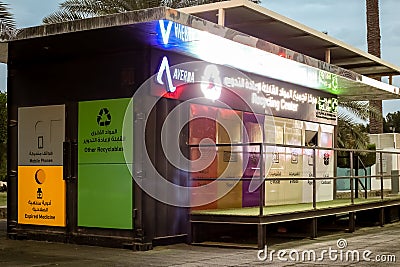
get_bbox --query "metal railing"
[188,142,400,216]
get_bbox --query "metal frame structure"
[189,143,400,248]
[3,5,400,250]
[180,0,400,79]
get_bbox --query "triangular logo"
[156,56,176,93]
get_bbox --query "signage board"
[151,51,338,125]
[18,105,66,226]
[77,98,133,229]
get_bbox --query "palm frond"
[339,100,381,131]
[43,0,164,24]
[60,0,129,15]
[0,3,15,28]
[339,100,380,121]
[43,10,89,24]
[0,2,16,40]
[125,0,163,10]
[337,113,369,149]
[42,0,234,24]
[167,0,226,8]
[117,0,154,10]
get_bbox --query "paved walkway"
[0,219,398,266]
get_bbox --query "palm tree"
[337,101,377,149]
[0,2,12,181]
[336,0,384,149]
[0,1,16,40]
[366,0,383,134]
[43,0,236,24]
[0,91,6,181]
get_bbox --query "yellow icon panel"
[18,166,65,227]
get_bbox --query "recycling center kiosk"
[6,7,386,249]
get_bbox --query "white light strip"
[190,31,321,90]
[362,76,400,95]
[158,20,400,98]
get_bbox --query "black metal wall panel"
[7,25,190,245]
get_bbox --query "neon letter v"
[159,20,173,45]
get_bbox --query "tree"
[366,0,383,134]
[43,0,259,24]
[0,92,5,144]
[0,1,13,181]
[337,101,377,168]
[0,1,16,40]
[338,101,375,149]
[383,111,400,133]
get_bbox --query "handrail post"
[259,143,265,216]
[380,152,384,200]
[355,155,359,199]
[312,147,317,209]
[350,151,354,205]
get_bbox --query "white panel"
[18,105,65,166]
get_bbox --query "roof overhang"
[6,6,400,101]
[180,0,400,78]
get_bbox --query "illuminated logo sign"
[156,56,195,93]
[156,56,176,92]
[153,52,337,123]
[319,71,338,91]
[200,65,222,100]
[158,20,199,46]
[224,76,318,113]
[317,97,338,113]
[159,20,173,45]
[316,97,338,120]
[156,56,222,100]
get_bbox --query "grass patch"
[0,192,6,206]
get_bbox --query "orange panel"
[189,104,218,211]
[217,181,242,209]
[191,180,218,210]
[18,166,66,226]
[189,104,217,144]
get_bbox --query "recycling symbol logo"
[97,108,111,126]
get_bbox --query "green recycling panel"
[78,163,132,229]
[78,98,133,229]
[78,98,132,164]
